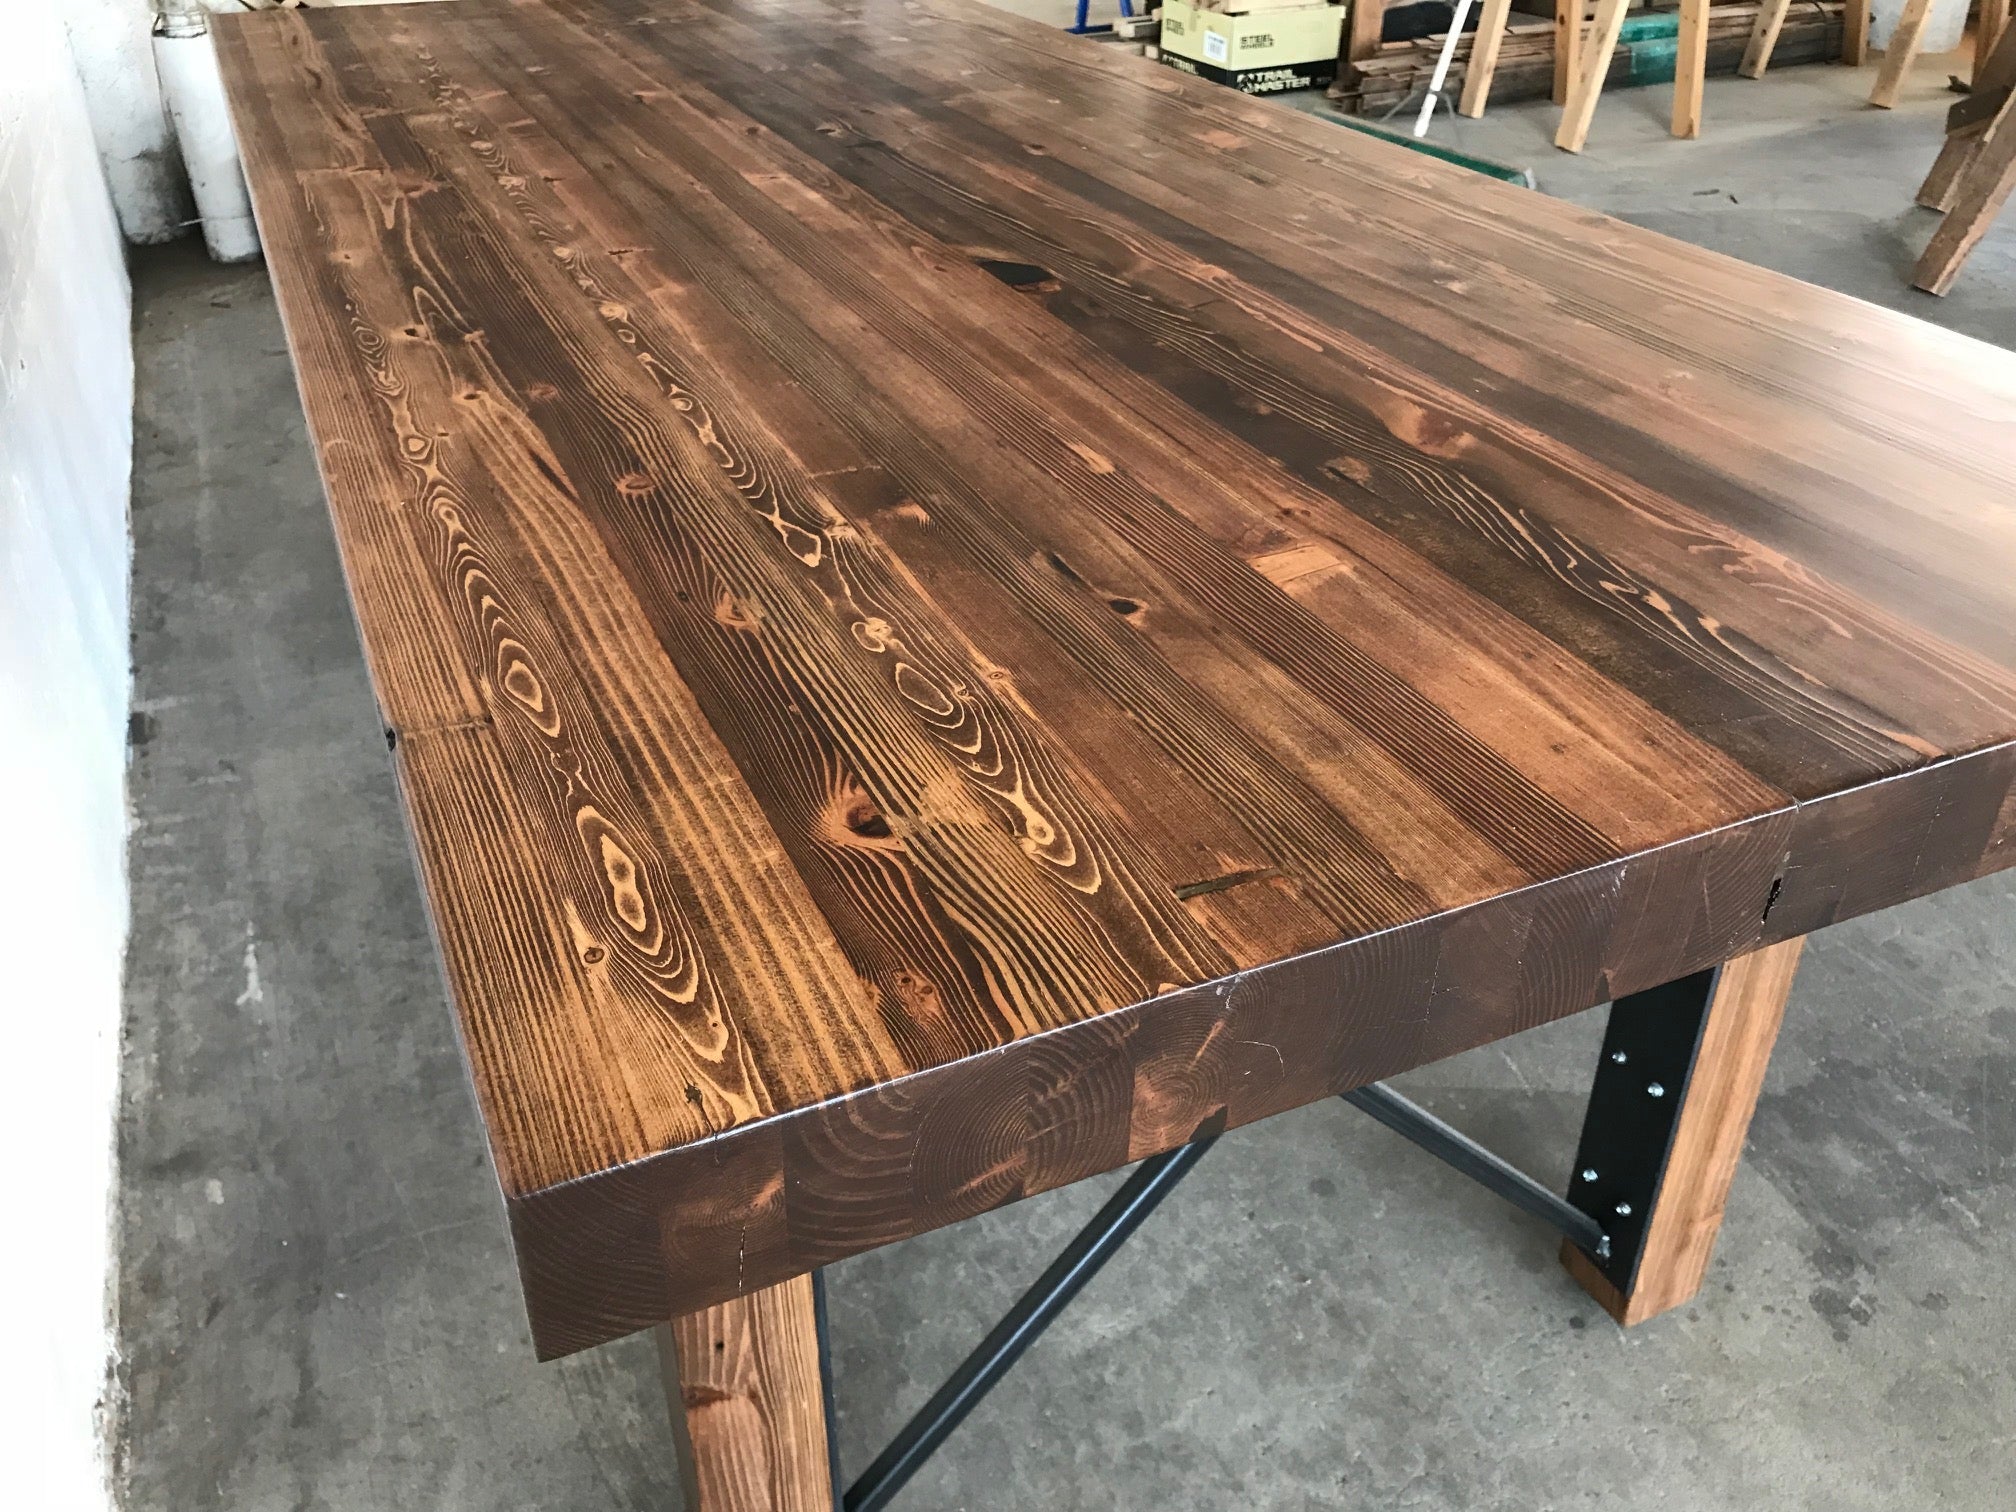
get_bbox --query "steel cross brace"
[819,967,1733,1508]
[831,1086,1607,1510]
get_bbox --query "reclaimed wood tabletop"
[216,0,2016,1367]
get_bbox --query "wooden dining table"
[215,0,2016,1506]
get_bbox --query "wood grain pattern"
[1914,19,2016,294]
[1674,0,1710,137]
[1843,0,1869,65]
[1563,938,1805,1324]
[658,1275,833,1512]
[1914,99,2016,293]
[1917,20,2016,211]
[1555,0,1630,152]
[1980,0,2011,83]
[1556,0,1582,105]
[1870,0,1934,108]
[214,0,2016,1358]
[1738,0,1791,78]
[1459,0,1516,117]
[1348,0,1387,64]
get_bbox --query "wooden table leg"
[1560,939,1805,1325]
[658,1273,839,1512]
[1914,94,2016,293]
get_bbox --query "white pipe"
[152,12,260,263]
[1413,0,1478,139]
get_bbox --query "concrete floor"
[115,48,2016,1512]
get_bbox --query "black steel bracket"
[1562,967,1723,1293]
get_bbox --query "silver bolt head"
[1647,1081,1666,1098]
[1581,1168,1599,1183]
[1610,1050,1628,1064]
[1614,1202,1634,1217]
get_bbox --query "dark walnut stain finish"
[216,0,2016,1358]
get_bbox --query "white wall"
[1869,0,1970,52]
[0,10,135,1512]
[63,0,191,244]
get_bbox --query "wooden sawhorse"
[1913,16,2016,293]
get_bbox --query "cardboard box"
[1157,0,1345,95]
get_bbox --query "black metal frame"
[810,970,1723,1510]
[1339,1082,1611,1258]
[1562,966,1724,1293]
[841,1136,1216,1512]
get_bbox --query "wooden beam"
[1962,5,2016,114]
[1915,93,2016,294]
[1348,0,1386,63]
[1460,0,1516,116]
[1673,0,1710,137]
[1870,0,1936,108]
[1979,0,2012,85]
[1843,0,1870,65]
[658,1275,836,1512]
[1739,0,1794,77]
[1554,0,1581,105]
[1916,22,2016,210]
[1554,0,1629,153]
[1563,939,1806,1326]
[1919,124,1991,211]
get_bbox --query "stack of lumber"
[1330,1,1843,116]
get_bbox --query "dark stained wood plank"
[214,0,2016,1359]
[658,1275,834,1512]
[601,6,2016,769]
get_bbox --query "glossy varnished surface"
[216,0,2016,1356]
